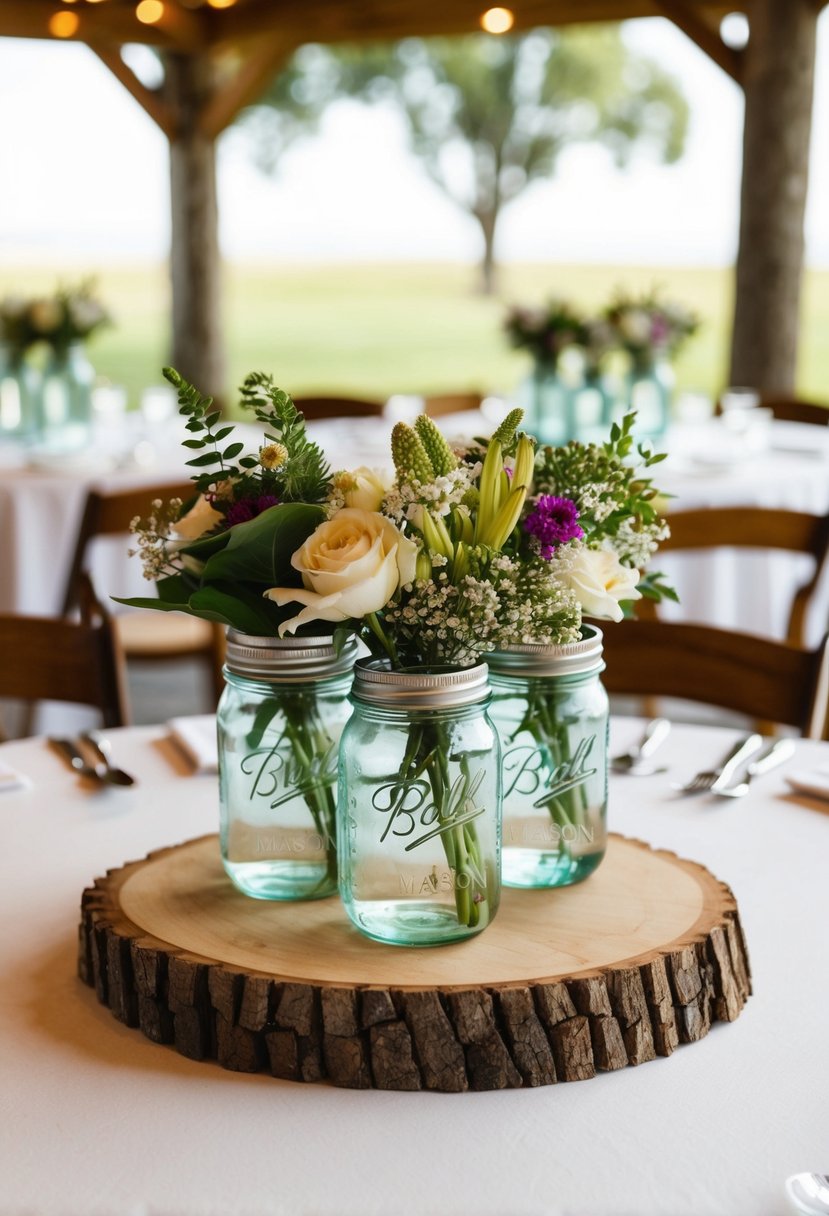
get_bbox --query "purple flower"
[523,495,583,560]
[223,494,280,529]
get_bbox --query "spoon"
[713,737,795,798]
[611,718,671,776]
[785,1173,829,1215]
[79,732,136,787]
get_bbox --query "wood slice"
[78,833,751,1092]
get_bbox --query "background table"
[2,718,827,1216]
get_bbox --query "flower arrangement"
[503,288,699,378]
[503,298,585,369]
[603,288,699,373]
[125,364,672,664]
[0,281,109,358]
[124,367,673,928]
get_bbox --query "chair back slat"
[600,619,829,739]
[291,396,385,420]
[0,574,129,728]
[642,505,829,646]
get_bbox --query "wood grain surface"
[78,833,751,1091]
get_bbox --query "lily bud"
[414,415,457,477]
[391,422,434,486]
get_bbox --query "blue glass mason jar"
[37,341,95,452]
[0,344,39,442]
[338,661,501,946]
[217,631,358,901]
[487,627,609,889]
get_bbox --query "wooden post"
[164,52,225,407]
[729,0,818,394]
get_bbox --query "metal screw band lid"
[487,625,604,678]
[352,658,490,709]
[224,630,359,682]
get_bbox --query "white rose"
[265,507,418,636]
[565,548,642,622]
[28,299,62,334]
[173,495,223,541]
[342,466,392,512]
[618,309,652,345]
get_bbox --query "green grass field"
[3,260,827,410]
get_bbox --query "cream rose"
[265,508,418,636]
[340,466,392,512]
[173,495,224,541]
[565,548,641,622]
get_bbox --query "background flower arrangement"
[504,286,698,378]
[0,280,109,358]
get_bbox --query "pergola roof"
[0,1,743,52]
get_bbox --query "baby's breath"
[128,497,183,581]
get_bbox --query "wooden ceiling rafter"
[653,0,743,81]
[89,43,177,136]
[197,34,298,138]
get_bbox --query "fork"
[673,733,764,795]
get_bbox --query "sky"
[0,13,827,267]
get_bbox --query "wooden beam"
[0,0,169,48]
[198,37,297,139]
[210,0,665,46]
[653,0,743,82]
[89,45,177,139]
[0,0,742,50]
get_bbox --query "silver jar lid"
[224,630,359,682]
[487,625,604,678]
[352,658,490,709]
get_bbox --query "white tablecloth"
[1,719,827,1216]
[655,420,829,644]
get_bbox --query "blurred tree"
[244,28,689,294]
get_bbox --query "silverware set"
[611,722,795,799]
[49,733,135,787]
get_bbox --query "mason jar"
[37,341,95,451]
[488,626,608,889]
[338,661,501,947]
[217,631,358,901]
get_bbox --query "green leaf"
[189,584,285,634]
[213,425,235,442]
[223,442,244,459]
[201,502,324,586]
[112,594,193,615]
[177,528,232,561]
[186,451,223,467]
[182,438,205,449]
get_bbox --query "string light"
[206,0,237,7]
[480,7,514,34]
[49,10,80,35]
[136,0,164,23]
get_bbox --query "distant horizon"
[1,14,827,269]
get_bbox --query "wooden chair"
[599,619,829,739]
[291,395,386,420]
[0,574,129,736]
[62,481,225,707]
[639,505,829,645]
[759,396,829,427]
[423,392,484,418]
